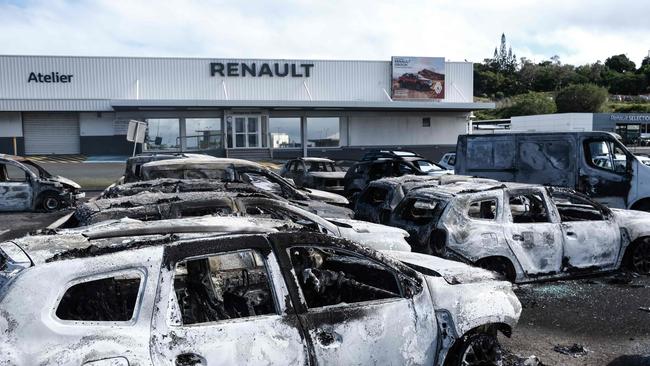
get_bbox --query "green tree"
[605,54,636,73]
[500,92,556,117]
[555,84,608,112]
[608,72,647,95]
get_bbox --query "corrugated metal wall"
[0,55,473,105]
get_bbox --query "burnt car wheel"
[40,193,62,212]
[447,333,503,366]
[630,239,650,274]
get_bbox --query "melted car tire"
[629,238,650,274]
[446,333,503,366]
[40,192,62,212]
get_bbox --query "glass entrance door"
[233,116,261,148]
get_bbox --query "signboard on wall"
[391,56,445,100]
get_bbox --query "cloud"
[0,0,647,65]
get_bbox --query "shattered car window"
[173,250,276,325]
[508,192,549,223]
[551,192,606,222]
[414,160,442,172]
[55,272,142,322]
[360,187,389,206]
[468,199,497,220]
[289,247,401,308]
[306,162,339,172]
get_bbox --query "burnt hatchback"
[0,154,84,212]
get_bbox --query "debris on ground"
[502,350,545,366]
[553,343,589,357]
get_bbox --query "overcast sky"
[0,0,648,66]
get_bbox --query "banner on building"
[391,56,445,100]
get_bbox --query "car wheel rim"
[44,197,59,210]
[461,335,502,366]
[632,241,650,274]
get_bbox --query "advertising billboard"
[391,56,445,100]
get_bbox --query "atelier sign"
[210,62,314,78]
[28,72,73,83]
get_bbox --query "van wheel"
[477,257,516,282]
[446,333,503,366]
[629,238,650,274]
[40,192,62,212]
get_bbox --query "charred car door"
[579,137,632,208]
[271,232,437,365]
[549,190,620,270]
[0,161,34,211]
[502,188,564,276]
[150,236,309,366]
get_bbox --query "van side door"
[515,135,576,188]
[579,137,632,208]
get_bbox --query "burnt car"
[355,175,497,224]
[438,152,456,170]
[344,156,452,201]
[387,182,650,282]
[101,177,353,219]
[0,216,520,365]
[139,158,349,206]
[279,157,346,193]
[0,154,84,212]
[109,152,217,186]
[360,149,421,161]
[51,192,407,251]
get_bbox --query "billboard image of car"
[391,56,445,100]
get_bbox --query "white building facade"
[0,55,492,160]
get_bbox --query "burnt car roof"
[142,157,262,170]
[0,154,30,163]
[296,157,335,163]
[407,181,536,199]
[11,216,303,265]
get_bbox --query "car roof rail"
[84,225,277,240]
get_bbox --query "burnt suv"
[0,216,520,365]
[280,157,346,193]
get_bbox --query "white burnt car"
[388,182,650,282]
[1,217,520,366]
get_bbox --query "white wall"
[511,113,594,132]
[79,112,118,136]
[0,55,474,104]
[0,112,22,137]
[348,112,467,146]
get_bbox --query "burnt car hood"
[45,175,81,189]
[327,219,411,252]
[426,170,454,177]
[307,171,346,179]
[301,188,349,205]
[381,250,500,284]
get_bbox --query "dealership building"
[0,55,491,160]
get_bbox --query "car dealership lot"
[2,204,649,365]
